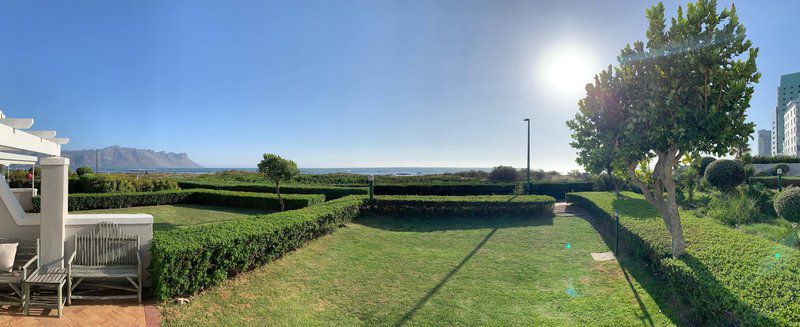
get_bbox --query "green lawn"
[78,204,272,231]
[161,213,677,326]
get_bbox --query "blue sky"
[0,1,795,170]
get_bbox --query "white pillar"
[39,157,69,268]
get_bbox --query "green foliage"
[371,195,555,216]
[257,153,301,211]
[753,176,800,188]
[75,166,93,176]
[257,153,299,185]
[177,181,365,200]
[566,0,759,256]
[745,183,776,216]
[751,155,800,164]
[698,157,716,177]
[31,189,324,212]
[149,195,365,300]
[77,174,179,193]
[704,159,745,192]
[566,192,800,325]
[374,181,594,200]
[775,187,800,223]
[488,166,520,182]
[773,163,790,176]
[707,190,760,226]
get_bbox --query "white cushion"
[0,243,18,273]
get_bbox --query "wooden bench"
[0,238,38,307]
[67,222,141,304]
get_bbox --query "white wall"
[751,163,800,176]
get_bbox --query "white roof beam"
[27,131,57,139]
[50,138,69,145]
[0,118,34,129]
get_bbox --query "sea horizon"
[96,167,493,176]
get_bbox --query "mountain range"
[62,146,202,169]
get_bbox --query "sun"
[540,44,597,98]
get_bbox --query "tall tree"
[257,153,300,211]
[567,0,759,257]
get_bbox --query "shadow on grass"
[567,204,691,325]
[394,227,498,326]
[355,212,554,232]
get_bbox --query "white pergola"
[0,109,153,284]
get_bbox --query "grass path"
[161,213,676,326]
[78,204,272,231]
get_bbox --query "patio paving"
[0,300,159,326]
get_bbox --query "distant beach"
[97,167,491,176]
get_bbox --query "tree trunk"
[606,167,620,196]
[626,149,687,257]
[666,205,686,256]
[276,180,284,211]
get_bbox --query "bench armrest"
[22,255,38,279]
[67,250,76,267]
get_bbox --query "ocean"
[98,167,491,176]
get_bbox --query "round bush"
[698,156,716,176]
[489,166,521,182]
[774,187,800,222]
[75,166,93,176]
[704,159,745,192]
[773,163,790,176]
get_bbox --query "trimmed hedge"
[372,195,555,216]
[752,176,800,189]
[150,195,366,300]
[32,189,325,212]
[566,192,800,325]
[177,181,366,200]
[373,181,593,199]
[751,155,800,164]
[77,174,179,193]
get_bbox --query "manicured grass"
[160,213,675,326]
[79,204,272,231]
[738,218,799,248]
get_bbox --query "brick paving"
[0,300,159,326]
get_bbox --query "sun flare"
[540,44,597,98]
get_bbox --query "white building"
[784,101,800,156]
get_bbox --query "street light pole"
[524,118,531,194]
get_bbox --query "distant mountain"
[62,146,202,169]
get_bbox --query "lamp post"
[778,168,783,192]
[523,118,531,194]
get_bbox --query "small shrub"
[488,166,520,182]
[745,183,776,216]
[707,190,760,226]
[773,163,790,176]
[704,159,745,192]
[698,156,716,176]
[75,166,93,176]
[774,187,800,223]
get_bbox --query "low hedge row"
[177,181,366,200]
[752,176,800,188]
[372,195,555,216]
[566,192,800,325]
[32,189,325,212]
[150,195,366,300]
[373,181,594,199]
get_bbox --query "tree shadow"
[394,227,498,326]
[355,212,554,233]
[566,203,692,325]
